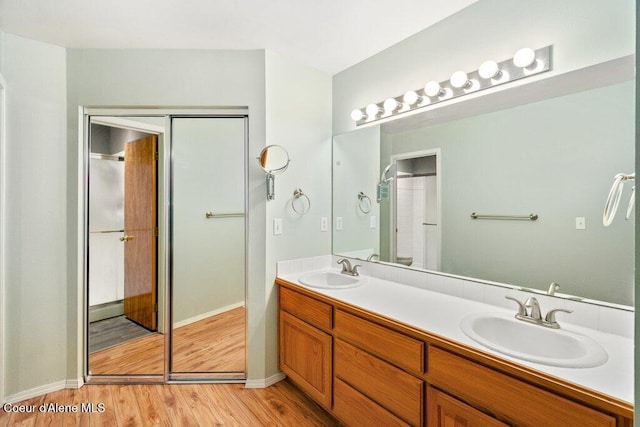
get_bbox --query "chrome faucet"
[337,258,360,276]
[547,282,560,296]
[366,253,379,262]
[505,296,573,329]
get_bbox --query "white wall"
[2,34,68,396]
[333,0,635,135]
[171,117,245,325]
[264,50,332,379]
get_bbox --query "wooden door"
[123,134,158,331]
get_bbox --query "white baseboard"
[244,372,286,389]
[3,380,67,404]
[173,301,245,329]
[66,378,84,389]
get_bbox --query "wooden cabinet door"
[279,311,332,409]
[427,386,508,427]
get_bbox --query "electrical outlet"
[370,215,377,228]
[320,217,328,232]
[273,218,283,235]
[336,217,343,230]
[575,217,586,230]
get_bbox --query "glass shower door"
[170,117,246,379]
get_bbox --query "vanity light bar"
[351,46,552,125]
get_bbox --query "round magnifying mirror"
[259,145,290,175]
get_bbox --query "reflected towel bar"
[205,212,245,218]
[90,229,125,234]
[471,212,538,221]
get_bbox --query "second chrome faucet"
[337,258,361,276]
[505,296,572,329]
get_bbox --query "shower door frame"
[78,107,249,384]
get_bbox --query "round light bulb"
[513,47,536,68]
[450,70,470,89]
[424,81,443,97]
[403,90,420,105]
[479,60,501,79]
[383,97,400,113]
[365,103,382,118]
[350,109,365,121]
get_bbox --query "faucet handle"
[524,297,542,321]
[505,296,527,317]
[544,308,573,328]
[352,265,361,276]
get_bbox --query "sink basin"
[460,313,608,368]
[299,271,363,289]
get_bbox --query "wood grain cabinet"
[277,280,633,427]
[278,288,333,410]
[427,386,508,427]
[428,347,617,427]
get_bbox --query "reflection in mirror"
[333,78,634,307]
[88,117,165,375]
[171,117,246,378]
[259,145,290,200]
[259,144,290,174]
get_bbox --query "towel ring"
[292,189,311,215]
[603,172,634,226]
[357,192,372,214]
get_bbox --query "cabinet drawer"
[334,378,410,427]
[427,385,508,427]
[280,286,332,331]
[428,347,616,427]
[335,309,423,374]
[335,339,423,426]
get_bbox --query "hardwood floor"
[0,380,340,426]
[89,307,245,375]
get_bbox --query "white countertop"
[280,269,634,405]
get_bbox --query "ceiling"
[0,0,478,75]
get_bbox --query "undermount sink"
[299,271,363,289]
[460,313,608,368]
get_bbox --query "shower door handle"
[119,235,134,242]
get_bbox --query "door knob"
[119,235,134,242]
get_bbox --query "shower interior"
[395,155,439,271]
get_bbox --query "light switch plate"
[320,217,328,232]
[575,217,586,230]
[370,216,377,228]
[336,217,343,230]
[273,218,283,235]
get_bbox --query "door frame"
[0,71,6,402]
[77,107,249,384]
[389,148,441,270]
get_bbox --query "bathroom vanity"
[276,273,633,427]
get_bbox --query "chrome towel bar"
[205,212,245,219]
[471,212,538,221]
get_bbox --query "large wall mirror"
[333,65,634,307]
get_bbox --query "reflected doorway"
[87,120,163,376]
[391,150,441,271]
